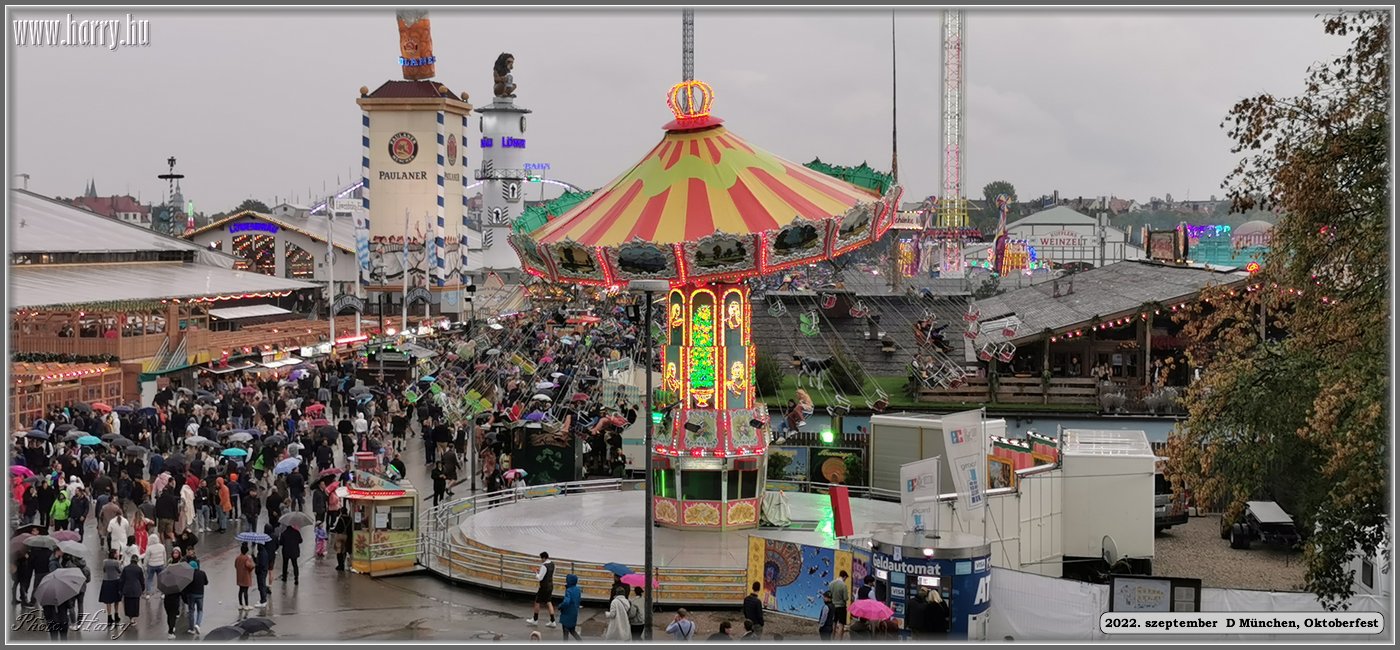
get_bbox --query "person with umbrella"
[57,542,90,630]
[35,568,82,641]
[235,543,255,611]
[160,567,185,639]
[329,507,351,572]
[278,519,303,584]
[23,534,56,607]
[182,557,209,636]
[117,553,144,632]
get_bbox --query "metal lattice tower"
[682,9,694,82]
[157,156,185,236]
[939,10,967,229]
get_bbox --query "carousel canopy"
[513,80,902,285]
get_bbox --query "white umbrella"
[535,381,556,390]
[185,435,210,447]
[531,394,553,403]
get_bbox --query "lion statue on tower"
[493,52,517,98]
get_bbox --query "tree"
[981,180,1016,207]
[1166,11,1389,608]
[233,198,270,214]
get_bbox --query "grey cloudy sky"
[9,8,1346,212]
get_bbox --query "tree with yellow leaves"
[1166,11,1389,607]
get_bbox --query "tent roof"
[529,125,880,248]
[10,189,210,255]
[1006,205,1100,228]
[12,263,320,309]
[189,210,358,252]
[971,260,1249,343]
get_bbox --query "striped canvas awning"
[516,80,901,285]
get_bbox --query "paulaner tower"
[356,10,474,319]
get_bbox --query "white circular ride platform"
[424,482,901,605]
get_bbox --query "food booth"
[342,465,420,576]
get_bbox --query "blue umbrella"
[603,562,633,576]
[137,407,157,417]
[235,532,271,544]
[221,447,249,458]
[420,375,436,383]
[113,406,134,414]
[76,435,102,447]
[274,457,302,475]
[524,412,546,422]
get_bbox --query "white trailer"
[1059,429,1156,576]
[869,412,1007,494]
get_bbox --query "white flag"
[942,408,986,522]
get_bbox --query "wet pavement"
[10,435,561,642]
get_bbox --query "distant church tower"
[356,10,474,318]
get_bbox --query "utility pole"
[1098,196,1107,268]
[327,193,337,345]
[630,278,668,640]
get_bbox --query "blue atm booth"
[869,531,992,640]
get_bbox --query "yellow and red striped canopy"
[532,126,880,248]
[515,109,902,285]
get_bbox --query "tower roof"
[363,80,459,100]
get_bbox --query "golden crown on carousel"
[665,80,721,130]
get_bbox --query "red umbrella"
[304,418,331,428]
[319,468,343,478]
[91,403,113,413]
[241,387,259,395]
[570,393,590,403]
[304,404,326,414]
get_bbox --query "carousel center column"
[655,283,765,531]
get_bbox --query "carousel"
[512,80,902,530]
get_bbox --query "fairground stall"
[342,461,420,576]
[512,80,902,530]
[10,362,124,430]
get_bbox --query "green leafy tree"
[1167,11,1389,608]
[974,180,1017,233]
[233,198,271,214]
[981,180,1016,207]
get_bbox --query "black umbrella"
[165,452,189,467]
[125,445,149,455]
[70,403,93,414]
[139,502,156,519]
[238,617,276,634]
[62,430,87,443]
[201,625,249,641]
[100,432,122,442]
[54,424,76,434]
[13,524,46,537]
[157,563,195,594]
[33,568,85,606]
[264,435,287,447]
[25,430,49,440]
[108,438,133,449]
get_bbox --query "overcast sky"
[9,8,1347,212]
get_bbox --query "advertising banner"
[942,408,986,522]
[900,456,941,533]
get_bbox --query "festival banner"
[900,456,941,533]
[942,408,986,523]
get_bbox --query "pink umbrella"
[10,465,34,478]
[620,573,659,589]
[848,599,894,622]
[51,530,81,543]
[539,356,554,364]
[151,471,172,496]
